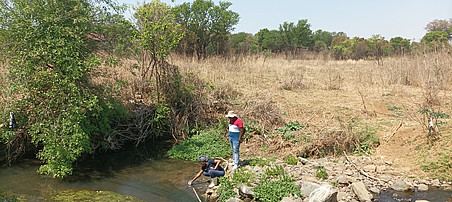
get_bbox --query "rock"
[226,197,240,202]
[385,161,393,165]
[238,184,254,197]
[343,170,353,176]
[379,175,391,182]
[300,182,321,196]
[369,187,380,194]
[415,200,430,202]
[336,176,350,185]
[308,185,337,202]
[298,157,309,165]
[336,192,347,201]
[431,179,441,187]
[390,180,413,191]
[363,165,376,173]
[376,166,386,173]
[351,181,373,202]
[281,196,303,202]
[418,184,428,191]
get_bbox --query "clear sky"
[117,0,452,41]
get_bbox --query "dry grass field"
[170,52,452,180]
[1,51,451,180]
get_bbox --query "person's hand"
[210,167,215,170]
[226,136,229,142]
[188,180,192,185]
[239,138,243,143]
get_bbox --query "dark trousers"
[203,169,225,178]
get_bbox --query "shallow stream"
[0,152,204,201]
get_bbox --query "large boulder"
[308,185,338,202]
[226,197,240,202]
[238,184,254,198]
[280,196,303,202]
[299,182,321,196]
[351,181,373,202]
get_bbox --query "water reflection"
[0,158,201,201]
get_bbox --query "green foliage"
[316,167,328,180]
[421,153,452,182]
[354,125,380,155]
[0,0,127,178]
[51,190,145,201]
[248,158,275,167]
[167,129,231,161]
[244,121,266,140]
[232,168,253,185]
[418,106,450,119]
[275,121,304,134]
[422,31,449,46]
[388,105,402,111]
[254,179,301,202]
[218,176,236,202]
[284,155,298,165]
[265,165,285,178]
[0,189,18,202]
[174,0,239,57]
[134,0,184,60]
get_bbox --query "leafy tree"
[174,0,239,58]
[367,34,392,64]
[0,0,126,178]
[229,32,254,54]
[133,0,184,87]
[278,19,313,52]
[390,37,410,55]
[312,29,334,49]
[421,31,449,48]
[256,28,282,52]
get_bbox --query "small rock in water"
[418,184,428,191]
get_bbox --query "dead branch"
[343,151,381,182]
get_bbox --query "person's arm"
[239,127,244,143]
[212,159,221,170]
[189,169,204,185]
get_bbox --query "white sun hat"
[225,111,237,118]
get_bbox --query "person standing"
[225,111,244,170]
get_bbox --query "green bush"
[232,168,253,185]
[421,153,452,182]
[284,155,298,165]
[316,167,328,180]
[167,129,231,161]
[354,125,379,155]
[249,158,275,167]
[265,165,285,178]
[254,179,301,202]
[218,177,236,202]
[275,121,305,134]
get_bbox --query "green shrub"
[249,158,275,167]
[275,121,305,134]
[218,177,236,202]
[354,125,379,155]
[421,153,452,182]
[232,168,252,185]
[265,165,285,178]
[254,179,301,202]
[167,129,231,161]
[316,167,328,180]
[284,155,298,165]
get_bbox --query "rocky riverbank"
[201,155,452,202]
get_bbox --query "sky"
[117,0,452,41]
